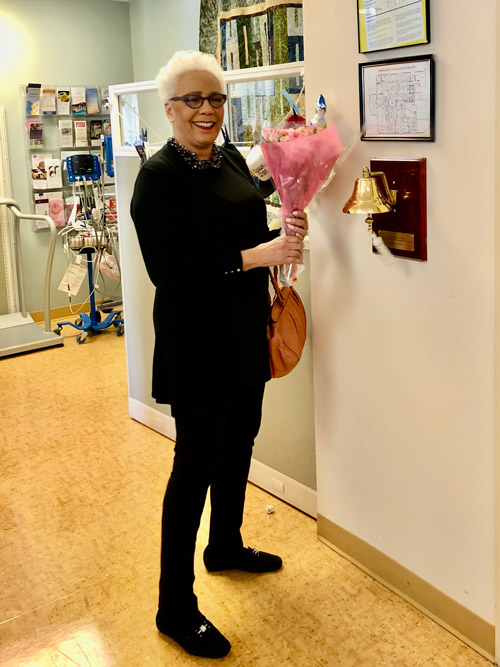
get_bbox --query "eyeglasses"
[169,93,227,109]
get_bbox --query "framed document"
[357,0,430,54]
[359,54,435,141]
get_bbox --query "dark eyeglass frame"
[169,93,227,109]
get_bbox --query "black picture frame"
[359,54,435,142]
[357,0,430,54]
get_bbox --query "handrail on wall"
[0,197,57,333]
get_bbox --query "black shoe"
[203,545,283,573]
[156,611,231,658]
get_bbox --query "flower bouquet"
[259,121,343,284]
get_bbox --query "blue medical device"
[55,247,123,343]
[104,134,114,177]
[66,154,101,182]
[55,151,123,343]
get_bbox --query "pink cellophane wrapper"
[261,124,343,283]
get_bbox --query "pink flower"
[263,124,325,143]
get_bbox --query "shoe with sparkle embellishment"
[156,611,231,658]
[203,545,283,573]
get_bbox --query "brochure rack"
[21,84,114,229]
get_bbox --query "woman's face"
[164,70,225,158]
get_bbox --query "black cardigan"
[130,142,277,405]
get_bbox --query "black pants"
[158,383,266,620]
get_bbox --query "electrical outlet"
[271,478,284,494]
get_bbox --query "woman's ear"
[164,102,174,123]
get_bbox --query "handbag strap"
[269,267,287,306]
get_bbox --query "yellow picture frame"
[357,0,430,54]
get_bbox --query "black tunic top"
[130,142,277,405]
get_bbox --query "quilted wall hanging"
[199,0,303,71]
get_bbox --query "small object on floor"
[266,504,275,514]
[156,611,231,659]
[203,545,283,573]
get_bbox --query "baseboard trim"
[128,397,176,440]
[30,300,121,324]
[317,514,495,662]
[248,458,317,518]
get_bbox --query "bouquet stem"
[281,209,303,285]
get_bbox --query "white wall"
[128,0,201,147]
[0,0,133,312]
[129,0,201,82]
[305,1,495,623]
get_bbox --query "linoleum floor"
[0,324,491,666]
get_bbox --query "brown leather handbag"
[267,267,307,378]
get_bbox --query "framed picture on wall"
[359,54,435,141]
[357,0,430,54]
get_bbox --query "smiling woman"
[130,49,308,661]
[164,70,226,160]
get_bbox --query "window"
[224,61,305,153]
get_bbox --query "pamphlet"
[103,120,112,136]
[31,153,52,190]
[34,193,50,217]
[74,120,88,147]
[41,87,56,115]
[58,119,73,147]
[86,87,99,114]
[27,120,43,147]
[46,158,63,188]
[34,191,65,228]
[49,196,66,226]
[90,120,103,146]
[71,87,86,114]
[100,87,110,113]
[26,83,41,116]
[104,186,117,223]
[57,88,71,114]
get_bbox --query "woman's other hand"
[286,210,308,240]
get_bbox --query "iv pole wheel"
[76,332,88,344]
[116,324,124,337]
[75,317,83,327]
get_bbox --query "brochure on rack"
[57,88,71,114]
[42,87,56,115]
[74,120,88,147]
[86,87,100,114]
[26,83,41,116]
[31,154,52,191]
[71,87,86,114]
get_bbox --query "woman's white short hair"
[156,51,226,104]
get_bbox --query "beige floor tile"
[0,326,492,665]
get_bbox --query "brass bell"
[343,166,394,215]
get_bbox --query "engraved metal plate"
[378,230,415,252]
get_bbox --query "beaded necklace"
[167,137,222,170]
